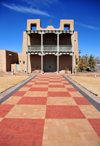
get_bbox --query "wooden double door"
[44,56,56,72]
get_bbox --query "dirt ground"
[69,76,100,97]
[0,75,30,93]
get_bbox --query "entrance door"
[44,57,56,72]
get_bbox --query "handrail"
[44,45,57,51]
[28,45,72,52]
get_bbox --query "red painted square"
[88,119,100,138]
[0,104,14,117]
[24,84,33,87]
[0,118,44,146]
[49,85,65,88]
[60,79,66,81]
[11,140,42,146]
[29,87,48,91]
[67,88,77,92]
[46,105,85,119]
[12,91,26,96]
[48,92,71,97]
[73,97,91,105]
[63,83,71,85]
[17,97,47,105]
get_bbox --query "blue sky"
[0,0,100,57]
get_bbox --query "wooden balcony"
[44,45,57,52]
[28,45,72,53]
[28,45,41,52]
[59,45,72,52]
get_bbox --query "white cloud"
[75,22,99,30]
[2,3,50,17]
[22,0,58,7]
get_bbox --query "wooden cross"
[48,20,52,26]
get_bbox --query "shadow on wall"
[59,55,72,72]
[30,54,72,73]
[30,55,41,73]
[6,51,19,72]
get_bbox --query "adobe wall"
[30,55,41,72]
[60,20,74,30]
[19,31,31,73]
[18,53,31,73]
[27,19,74,31]
[11,64,16,72]
[0,50,6,72]
[74,32,79,70]
[18,53,25,72]
[22,32,27,54]
[6,51,18,71]
[22,31,30,53]
[59,55,72,72]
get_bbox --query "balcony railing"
[44,45,57,52]
[28,45,41,52]
[59,45,72,52]
[28,45,72,52]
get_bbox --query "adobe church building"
[0,19,79,74]
[0,50,18,72]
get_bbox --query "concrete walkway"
[0,74,100,146]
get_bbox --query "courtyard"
[69,76,100,97]
[0,74,100,146]
[0,75,30,93]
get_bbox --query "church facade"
[0,19,79,74]
[19,19,79,74]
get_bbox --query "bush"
[88,55,96,71]
[78,58,87,72]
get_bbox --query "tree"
[95,56,100,64]
[75,55,78,65]
[88,55,96,71]
[78,58,87,72]
[82,54,88,63]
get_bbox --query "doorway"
[44,56,56,72]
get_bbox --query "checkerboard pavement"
[0,74,100,146]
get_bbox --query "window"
[31,24,36,30]
[64,24,69,30]
[23,61,25,64]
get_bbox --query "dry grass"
[69,76,100,97]
[0,75,30,93]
